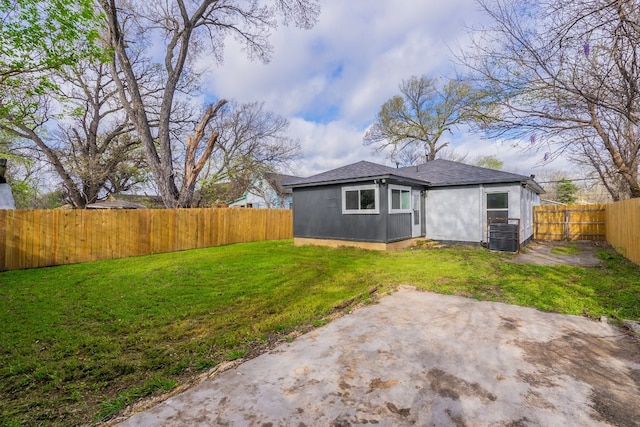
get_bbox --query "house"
[86,199,148,209]
[0,158,15,210]
[228,172,299,209]
[285,159,544,251]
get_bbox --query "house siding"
[230,176,293,209]
[386,212,412,242]
[425,183,538,244]
[293,185,389,242]
[520,186,540,243]
[425,186,482,243]
[482,183,522,243]
[288,159,543,249]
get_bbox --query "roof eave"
[286,174,429,188]
[427,178,545,194]
[525,180,546,194]
[427,178,521,187]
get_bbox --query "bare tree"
[463,0,640,200]
[364,75,482,163]
[0,61,146,208]
[436,148,470,164]
[99,0,319,207]
[197,101,300,194]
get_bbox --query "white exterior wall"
[0,183,15,209]
[425,183,539,244]
[229,177,293,209]
[520,186,540,243]
[425,186,483,243]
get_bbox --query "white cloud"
[286,118,379,176]
[195,0,576,180]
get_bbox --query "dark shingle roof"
[399,159,536,187]
[287,159,544,193]
[286,161,428,187]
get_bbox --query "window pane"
[487,193,508,209]
[345,190,359,210]
[391,189,400,209]
[360,189,376,210]
[488,210,509,220]
[401,190,411,209]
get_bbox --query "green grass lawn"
[550,244,580,255]
[1,240,639,426]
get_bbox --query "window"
[389,185,411,213]
[487,192,508,220]
[342,184,379,214]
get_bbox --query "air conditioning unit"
[488,220,519,252]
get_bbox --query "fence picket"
[606,199,640,265]
[0,208,293,271]
[534,205,606,241]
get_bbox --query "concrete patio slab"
[115,287,640,427]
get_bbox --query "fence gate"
[534,205,606,241]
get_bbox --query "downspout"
[479,184,484,244]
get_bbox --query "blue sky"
[199,0,575,179]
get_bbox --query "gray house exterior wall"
[292,182,415,243]
[288,159,543,249]
[425,183,540,244]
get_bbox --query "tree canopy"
[99,0,319,207]
[556,178,580,204]
[463,0,640,200]
[0,0,101,96]
[364,75,482,165]
[473,155,503,170]
[0,0,315,208]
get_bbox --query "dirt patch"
[385,402,411,417]
[512,241,604,267]
[426,368,497,402]
[368,378,398,392]
[515,330,640,426]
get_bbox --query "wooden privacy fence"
[534,204,606,241]
[606,198,640,265]
[0,208,293,271]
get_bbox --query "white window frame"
[486,192,509,220]
[342,184,380,214]
[388,184,412,214]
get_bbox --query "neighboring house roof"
[86,200,148,209]
[286,161,429,188]
[114,194,166,208]
[286,159,544,194]
[263,172,299,196]
[228,172,300,206]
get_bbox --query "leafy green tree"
[473,155,503,170]
[0,60,148,208]
[556,178,580,204]
[6,178,36,209]
[364,76,483,164]
[0,0,101,112]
